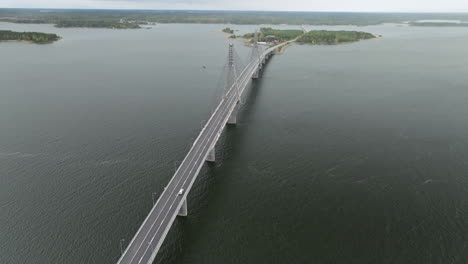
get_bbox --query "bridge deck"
[117,40,294,264]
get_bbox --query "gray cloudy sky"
[3,0,468,12]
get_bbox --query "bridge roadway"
[117,40,295,264]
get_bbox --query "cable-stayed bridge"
[116,33,299,264]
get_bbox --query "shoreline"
[0,20,432,28]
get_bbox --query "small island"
[222,27,235,34]
[0,30,61,44]
[237,28,377,46]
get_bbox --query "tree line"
[297,30,376,44]
[0,30,60,44]
[3,9,468,27]
[243,28,303,42]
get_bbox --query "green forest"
[3,9,468,27]
[0,30,61,43]
[55,21,140,29]
[240,28,376,45]
[243,28,303,42]
[222,27,234,34]
[297,30,376,44]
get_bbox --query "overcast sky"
[3,0,468,12]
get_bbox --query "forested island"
[0,18,140,29]
[0,30,61,43]
[3,9,468,27]
[238,28,377,45]
[297,30,376,44]
[222,27,234,34]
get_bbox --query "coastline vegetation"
[4,9,468,27]
[0,17,140,29]
[239,28,376,45]
[243,27,303,42]
[297,30,376,44]
[0,30,60,43]
[55,21,140,29]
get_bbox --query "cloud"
[3,0,468,12]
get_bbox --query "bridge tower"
[207,44,241,163]
[227,43,240,125]
[251,30,263,79]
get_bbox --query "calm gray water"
[1,22,468,264]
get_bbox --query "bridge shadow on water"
[152,61,272,264]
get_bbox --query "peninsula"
[0,30,61,44]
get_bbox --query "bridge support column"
[178,198,188,217]
[206,147,215,162]
[227,101,239,125]
[252,67,262,79]
[252,70,258,79]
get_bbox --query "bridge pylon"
[250,30,264,79]
[225,43,241,125]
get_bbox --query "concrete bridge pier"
[227,101,240,125]
[178,198,188,217]
[252,70,259,79]
[252,65,262,79]
[206,146,215,162]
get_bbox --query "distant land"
[2,9,468,28]
[55,20,141,29]
[410,21,468,27]
[0,30,61,43]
